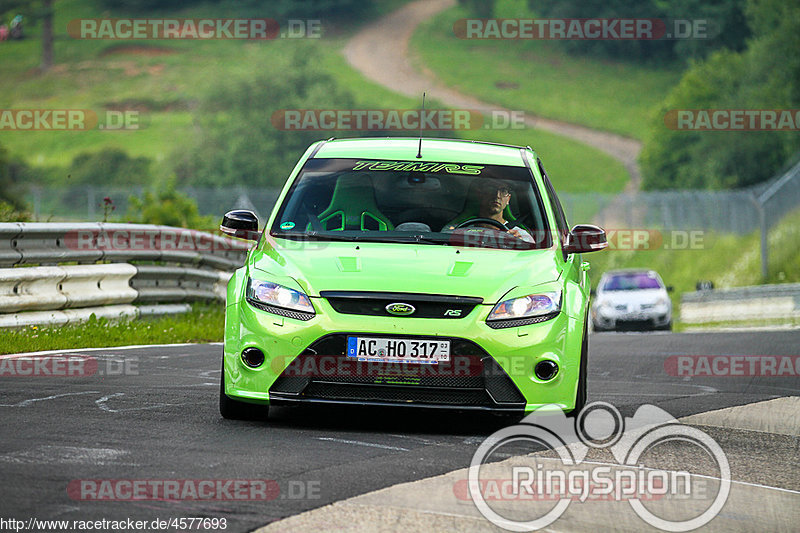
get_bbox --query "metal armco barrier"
[681,283,800,323]
[0,223,250,328]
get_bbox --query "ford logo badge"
[385,302,416,316]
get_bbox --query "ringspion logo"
[469,402,730,531]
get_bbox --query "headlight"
[246,278,315,314]
[656,296,670,307]
[487,291,561,322]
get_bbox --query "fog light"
[535,360,559,381]
[241,347,265,368]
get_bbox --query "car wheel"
[568,321,589,417]
[219,362,269,421]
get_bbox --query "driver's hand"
[508,227,535,243]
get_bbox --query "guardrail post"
[748,193,768,281]
[87,186,95,220]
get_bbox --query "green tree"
[641,0,800,189]
[0,142,26,209]
[173,44,356,187]
[69,148,152,185]
[127,181,215,230]
[527,0,749,63]
[458,0,494,18]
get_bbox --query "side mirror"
[220,210,260,241]
[590,288,596,297]
[666,286,674,293]
[564,224,608,254]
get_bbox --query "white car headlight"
[596,298,611,310]
[487,291,561,321]
[246,278,315,314]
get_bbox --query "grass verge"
[676,318,800,333]
[410,0,682,141]
[0,303,224,355]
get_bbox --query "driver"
[443,179,535,242]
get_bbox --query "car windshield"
[270,158,552,250]
[603,272,663,291]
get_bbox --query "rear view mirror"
[220,210,260,241]
[564,224,608,254]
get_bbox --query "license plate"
[346,337,450,364]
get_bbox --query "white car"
[591,270,672,331]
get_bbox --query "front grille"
[320,291,482,319]
[302,383,489,405]
[269,334,525,409]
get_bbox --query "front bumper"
[223,296,584,414]
[592,307,671,330]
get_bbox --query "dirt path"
[343,0,643,189]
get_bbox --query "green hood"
[251,239,561,303]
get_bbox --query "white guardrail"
[0,223,250,328]
[680,283,800,324]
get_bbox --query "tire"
[568,321,589,418]
[219,361,269,421]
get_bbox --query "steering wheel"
[454,217,508,231]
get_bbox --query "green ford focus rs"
[219,137,607,420]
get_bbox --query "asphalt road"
[1,330,798,532]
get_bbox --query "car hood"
[250,239,561,303]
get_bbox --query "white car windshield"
[603,272,663,291]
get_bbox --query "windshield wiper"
[363,234,449,245]
[274,231,449,245]
[275,231,362,241]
